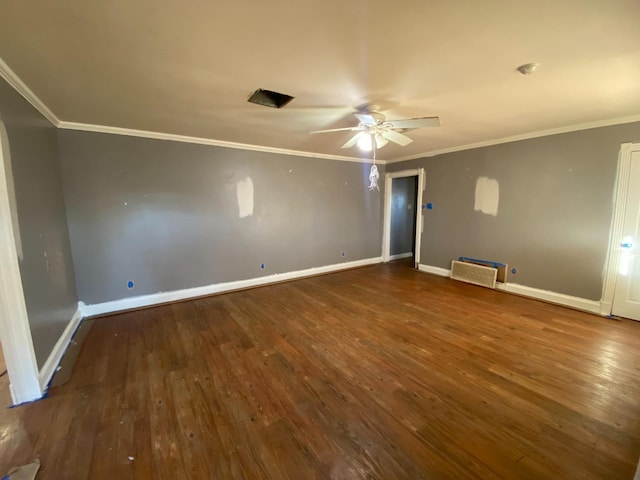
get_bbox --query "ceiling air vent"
[247,89,294,108]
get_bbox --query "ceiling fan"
[310,105,440,150]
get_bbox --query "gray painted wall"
[0,78,78,369]
[390,176,417,256]
[388,122,640,300]
[57,130,384,305]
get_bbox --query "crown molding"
[3,53,638,165]
[0,55,381,164]
[58,121,384,164]
[389,114,640,163]
[0,57,60,127]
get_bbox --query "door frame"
[0,120,42,404]
[600,142,639,316]
[382,168,425,266]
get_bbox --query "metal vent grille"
[247,89,294,108]
[450,260,497,289]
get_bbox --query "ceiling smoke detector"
[517,63,540,75]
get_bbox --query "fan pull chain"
[368,136,380,191]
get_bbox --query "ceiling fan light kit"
[309,105,440,192]
[357,133,373,151]
[310,107,441,151]
[375,134,389,150]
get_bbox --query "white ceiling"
[1,0,639,161]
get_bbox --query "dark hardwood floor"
[1,261,639,479]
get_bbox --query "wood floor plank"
[1,260,640,479]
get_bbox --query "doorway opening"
[390,176,418,265]
[382,168,425,267]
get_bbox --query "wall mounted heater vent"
[450,260,497,289]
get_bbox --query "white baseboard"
[389,252,413,261]
[81,257,383,318]
[38,304,83,392]
[496,283,602,315]
[599,301,612,316]
[418,264,451,277]
[417,263,602,315]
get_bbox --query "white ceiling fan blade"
[341,132,363,149]
[354,113,377,125]
[310,126,361,134]
[387,117,441,129]
[383,130,413,146]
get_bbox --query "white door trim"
[382,168,425,265]
[600,143,638,316]
[0,120,42,404]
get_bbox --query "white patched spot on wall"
[474,176,499,216]
[236,176,254,218]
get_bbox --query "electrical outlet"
[260,263,265,270]
[341,252,346,257]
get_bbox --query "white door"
[612,147,640,321]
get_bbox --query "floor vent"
[450,260,497,289]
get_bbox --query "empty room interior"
[1,1,640,479]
